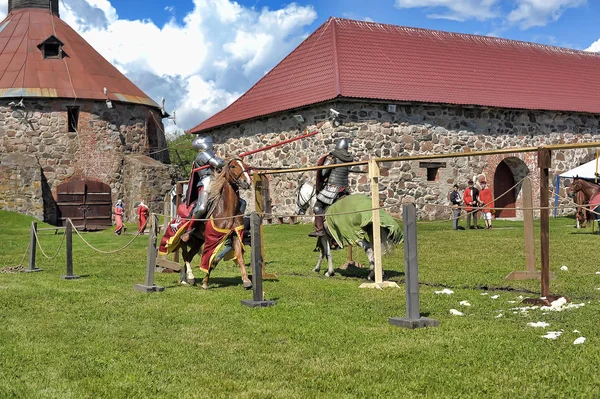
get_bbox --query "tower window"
[426,167,438,181]
[38,35,66,60]
[67,106,80,132]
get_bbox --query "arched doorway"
[493,157,529,218]
[55,179,112,230]
[494,161,516,218]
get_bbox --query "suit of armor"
[309,138,354,237]
[191,136,225,219]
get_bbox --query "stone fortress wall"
[202,100,600,220]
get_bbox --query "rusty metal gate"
[56,179,112,230]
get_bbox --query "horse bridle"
[225,158,248,186]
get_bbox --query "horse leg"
[323,236,335,277]
[357,239,376,281]
[232,235,252,289]
[202,268,211,290]
[313,238,324,273]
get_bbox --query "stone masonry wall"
[200,101,600,220]
[0,154,43,217]
[0,99,171,222]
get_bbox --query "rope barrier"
[32,228,66,260]
[68,220,143,255]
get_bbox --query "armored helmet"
[192,136,214,151]
[335,138,350,151]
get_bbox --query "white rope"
[68,220,143,255]
[32,226,66,260]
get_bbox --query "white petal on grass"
[490,295,500,299]
[449,309,464,316]
[481,292,489,296]
[574,337,586,345]
[539,297,585,312]
[528,321,550,328]
[596,271,600,275]
[495,313,503,318]
[560,265,568,271]
[459,300,471,307]
[541,331,563,340]
[508,300,517,304]
[435,288,454,295]
[517,295,524,299]
[573,330,580,333]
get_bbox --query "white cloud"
[394,0,500,21]
[507,0,586,29]
[1,0,317,132]
[585,38,600,52]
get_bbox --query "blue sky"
[115,0,599,50]
[2,0,598,133]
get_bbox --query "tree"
[167,134,196,179]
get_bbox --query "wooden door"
[494,161,516,218]
[56,180,112,230]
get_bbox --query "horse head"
[570,176,583,195]
[224,158,252,190]
[295,178,316,215]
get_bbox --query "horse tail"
[380,226,403,255]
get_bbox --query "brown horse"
[573,190,591,229]
[570,177,600,232]
[180,158,252,289]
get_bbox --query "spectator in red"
[479,181,494,229]
[137,199,149,234]
[114,199,124,235]
[463,180,480,229]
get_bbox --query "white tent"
[559,159,600,179]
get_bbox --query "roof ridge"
[330,17,600,58]
[331,17,341,96]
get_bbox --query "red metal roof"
[0,8,158,108]
[191,17,600,133]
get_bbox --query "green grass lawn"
[1,210,599,398]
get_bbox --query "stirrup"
[308,230,324,237]
[181,228,195,242]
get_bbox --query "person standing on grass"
[479,181,494,229]
[463,180,480,229]
[449,184,462,230]
[114,199,125,236]
[137,199,149,234]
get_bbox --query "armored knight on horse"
[181,136,225,242]
[309,138,354,237]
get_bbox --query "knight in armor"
[182,136,225,241]
[308,138,354,237]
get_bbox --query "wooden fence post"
[538,148,551,297]
[505,176,554,281]
[389,204,439,329]
[61,219,80,280]
[369,158,383,284]
[134,215,165,293]
[359,159,399,289]
[242,212,275,308]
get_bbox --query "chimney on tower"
[8,0,59,17]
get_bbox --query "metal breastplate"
[327,158,350,187]
[195,150,215,177]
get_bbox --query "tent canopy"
[559,159,600,179]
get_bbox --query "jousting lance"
[191,129,320,173]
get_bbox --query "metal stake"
[61,219,80,280]
[135,214,165,292]
[389,204,439,329]
[25,221,42,273]
[242,212,275,308]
